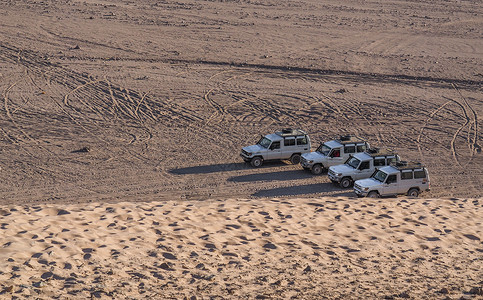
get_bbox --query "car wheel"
[367,191,379,198]
[250,157,263,167]
[290,154,301,165]
[407,188,420,197]
[339,177,352,189]
[311,164,323,175]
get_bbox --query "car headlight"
[308,160,314,163]
[337,173,342,177]
[363,187,369,191]
[246,152,252,156]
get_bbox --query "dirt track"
[0,0,482,205]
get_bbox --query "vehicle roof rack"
[391,161,425,170]
[276,128,306,137]
[366,147,379,154]
[365,148,398,157]
[335,134,366,144]
[339,134,352,141]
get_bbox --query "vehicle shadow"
[252,183,354,198]
[228,170,314,182]
[169,161,291,175]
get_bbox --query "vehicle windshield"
[316,143,331,156]
[257,137,272,149]
[372,170,388,183]
[346,157,361,169]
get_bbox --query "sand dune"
[0,197,481,299]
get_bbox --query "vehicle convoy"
[300,135,370,175]
[353,161,430,198]
[328,148,400,188]
[240,128,311,167]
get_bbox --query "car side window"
[297,137,308,145]
[344,145,355,153]
[386,174,397,184]
[270,141,280,150]
[414,169,426,179]
[374,157,385,167]
[284,138,295,146]
[359,161,370,170]
[356,144,367,152]
[331,149,340,157]
[401,171,413,180]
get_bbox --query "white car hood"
[330,164,355,174]
[356,178,381,188]
[243,144,266,154]
[302,151,325,160]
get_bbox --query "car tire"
[339,177,352,189]
[250,157,263,167]
[367,191,379,198]
[311,164,324,175]
[290,154,301,165]
[407,188,420,197]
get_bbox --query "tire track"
[417,99,453,159]
[2,82,37,144]
[452,83,480,155]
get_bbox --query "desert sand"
[0,0,482,298]
[0,197,482,299]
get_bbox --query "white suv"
[300,135,370,175]
[328,148,400,188]
[240,128,311,167]
[354,161,430,198]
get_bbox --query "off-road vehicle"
[353,161,430,198]
[300,135,370,175]
[328,148,400,188]
[240,128,311,167]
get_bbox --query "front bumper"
[328,169,341,182]
[354,189,368,197]
[328,173,341,182]
[240,153,252,162]
[300,157,314,168]
[354,184,368,197]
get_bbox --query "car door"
[328,148,344,167]
[296,136,310,152]
[282,137,296,159]
[266,141,281,160]
[400,170,414,194]
[355,160,372,180]
[382,174,398,196]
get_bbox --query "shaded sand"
[0,197,481,299]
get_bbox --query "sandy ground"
[0,197,481,299]
[0,0,482,298]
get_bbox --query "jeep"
[300,135,370,175]
[353,161,430,198]
[240,128,311,167]
[328,148,400,188]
